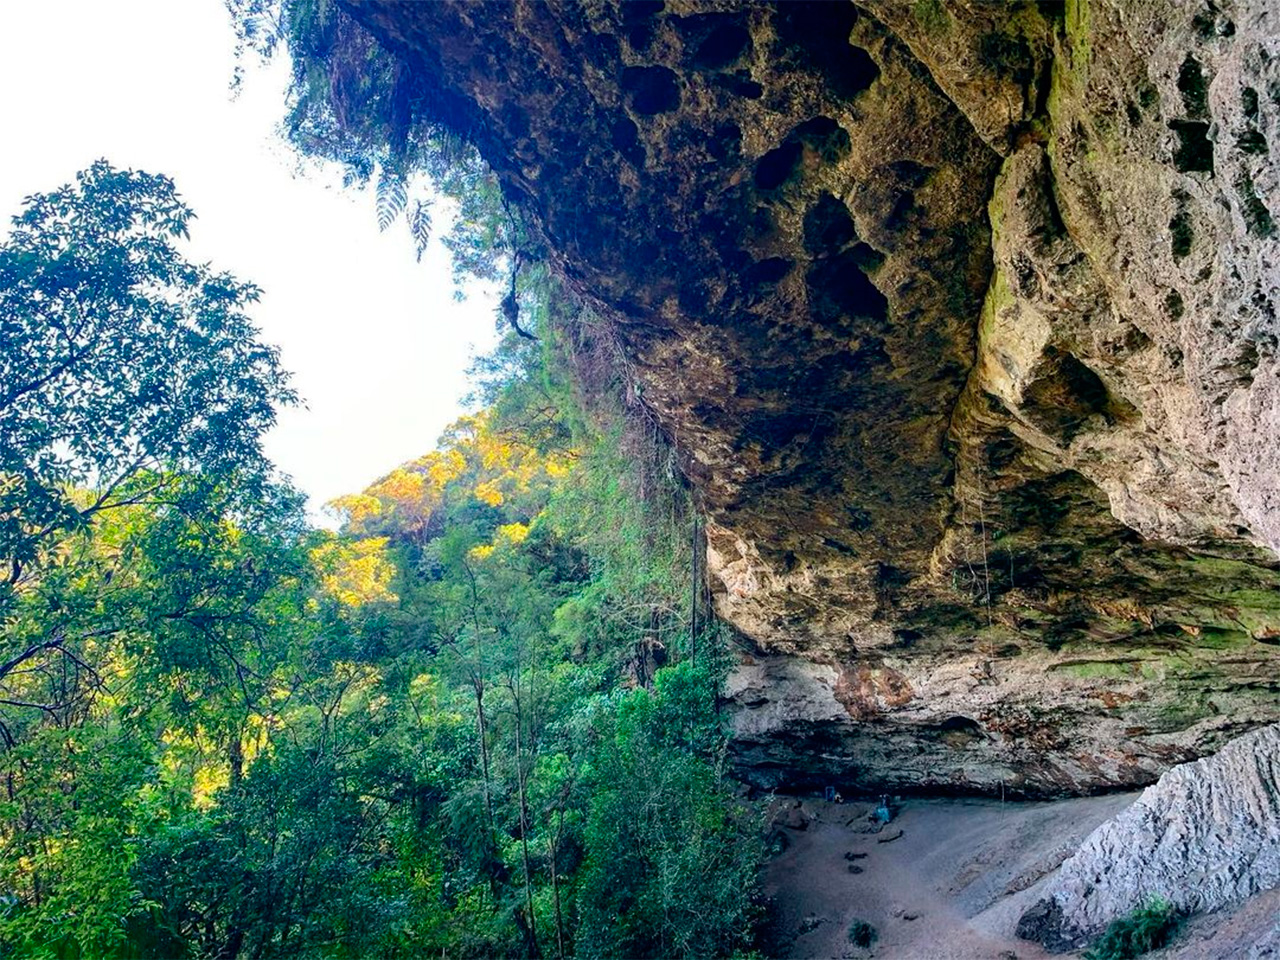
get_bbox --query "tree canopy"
[0,161,762,958]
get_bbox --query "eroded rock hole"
[714,73,764,99]
[793,116,852,162]
[1022,352,1133,443]
[610,116,644,166]
[806,247,889,328]
[774,1,879,100]
[1170,120,1213,173]
[1170,190,1194,259]
[1011,253,1036,293]
[804,194,857,255]
[891,627,922,649]
[692,22,751,70]
[937,715,983,734]
[583,31,621,68]
[1041,182,1068,240]
[754,118,850,191]
[888,159,933,189]
[622,0,665,52]
[1235,172,1276,237]
[1119,326,1154,355]
[621,65,680,115]
[754,140,803,189]
[876,562,911,590]
[1177,54,1209,118]
[747,257,794,285]
[985,433,1022,472]
[1226,341,1260,387]
[1191,6,1232,39]
[1237,130,1268,155]
[1243,87,1260,120]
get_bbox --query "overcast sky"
[0,0,499,521]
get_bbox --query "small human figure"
[873,795,893,824]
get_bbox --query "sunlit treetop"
[310,535,398,607]
[327,410,575,544]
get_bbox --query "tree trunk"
[547,814,566,959]
[513,678,540,957]
[229,731,244,791]
[473,675,496,841]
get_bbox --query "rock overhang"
[345,0,1280,795]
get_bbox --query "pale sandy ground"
[758,793,1137,960]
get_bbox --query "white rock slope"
[1019,723,1280,950]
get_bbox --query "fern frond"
[408,198,432,262]
[376,165,407,232]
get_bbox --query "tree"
[0,161,294,593]
[0,161,295,692]
[0,170,306,953]
[229,0,543,328]
[575,663,762,960]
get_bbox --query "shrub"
[848,919,877,948]
[1084,897,1180,960]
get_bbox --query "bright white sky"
[0,0,499,522]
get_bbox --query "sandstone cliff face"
[346,0,1280,795]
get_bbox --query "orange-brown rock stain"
[833,662,914,720]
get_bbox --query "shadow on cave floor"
[755,794,1136,959]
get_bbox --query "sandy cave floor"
[757,793,1137,960]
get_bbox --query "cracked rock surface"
[347,0,1280,795]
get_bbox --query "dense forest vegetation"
[0,4,764,957]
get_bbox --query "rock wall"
[346,0,1280,795]
[1018,723,1280,951]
